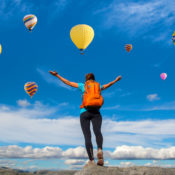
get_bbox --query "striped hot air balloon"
[23,14,37,31]
[125,44,133,52]
[172,31,175,45]
[24,82,38,98]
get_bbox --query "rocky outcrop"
[74,165,175,175]
[1,166,175,175]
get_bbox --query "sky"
[0,0,175,171]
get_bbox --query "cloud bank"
[1,145,175,160]
[0,100,175,147]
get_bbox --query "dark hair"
[85,73,95,81]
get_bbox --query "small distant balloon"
[160,73,167,80]
[23,14,37,31]
[70,24,94,54]
[24,82,38,98]
[0,44,1,54]
[172,31,175,45]
[125,44,132,52]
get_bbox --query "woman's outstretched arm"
[49,71,78,88]
[102,75,122,90]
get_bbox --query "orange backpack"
[80,80,104,109]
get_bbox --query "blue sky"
[0,0,175,170]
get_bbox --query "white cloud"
[0,105,10,111]
[102,88,122,98]
[95,0,175,43]
[110,101,175,111]
[0,0,32,19]
[0,159,16,168]
[0,0,70,23]
[104,160,109,165]
[102,91,116,98]
[63,147,87,159]
[144,162,152,166]
[109,145,175,160]
[64,159,85,165]
[2,145,175,160]
[1,102,175,147]
[103,105,120,110]
[144,160,175,168]
[119,161,135,167]
[120,92,132,97]
[0,145,63,159]
[147,94,160,102]
[37,68,74,91]
[17,99,30,107]
[143,101,175,111]
[0,145,87,159]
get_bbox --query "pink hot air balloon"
[160,73,167,80]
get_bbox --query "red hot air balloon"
[125,44,133,52]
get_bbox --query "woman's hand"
[49,71,58,76]
[115,75,122,81]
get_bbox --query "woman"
[49,71,122,166]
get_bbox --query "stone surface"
[74,165,175,175]
[1,166,175,175]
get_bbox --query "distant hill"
[0,167,77,175]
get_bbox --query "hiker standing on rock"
[49,71,122,166]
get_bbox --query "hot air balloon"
[70,24,94,54]
[160,73,167,80]
[24,82,38,98]
[125,44,132,52]
[0,44,2,54]
[172,31,175,45]
[23,14,37,31]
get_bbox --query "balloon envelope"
[24,82,38,97]
[70,24,94,53]
[160,73,167,80]
[125,44,132,52]
[172,31,175,45]
[23,14,37,31]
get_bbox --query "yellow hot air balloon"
[0,44,1,54]
[70,24,94,54]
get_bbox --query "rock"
[1,166,175,175]
[74,165,175,175]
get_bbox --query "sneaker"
[97,159,104,166]
[84,160,96,168]
[97,149,104,166]
[97,149,103,159]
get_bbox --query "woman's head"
[85,73,95,81]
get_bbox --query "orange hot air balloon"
[125,44,132,52]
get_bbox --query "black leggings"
[80,110,103,160]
